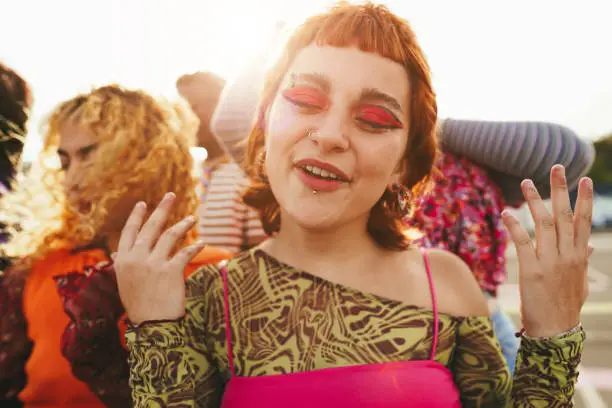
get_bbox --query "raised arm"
[439,119,595,205]
[210,23,285,167]
[501,165,592,405]
[114,193,225,407]
[456,164,592,406]
[126,267,225,407]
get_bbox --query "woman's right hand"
[114,193,205,325]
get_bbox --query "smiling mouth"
[299,164,350,182]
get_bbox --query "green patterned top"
[126,249,584,407]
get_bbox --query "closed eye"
[282,87,329,110]
[355,105,403,129]
[79,144,98,160]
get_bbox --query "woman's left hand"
[502,164,593,338]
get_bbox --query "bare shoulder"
[421,248,489,317]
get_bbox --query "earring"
[257,150,268,183]
[382,184,412,218]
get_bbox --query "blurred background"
[2,0,610,406]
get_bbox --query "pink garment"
[220,248,462,407]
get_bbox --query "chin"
[272,172,367,233]
[280,198,355,233]
[292,212,340,231]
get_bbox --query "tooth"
[306,165,313,172]
[312,167,322,175]
[320,170,330,178]
[329,173,338,179]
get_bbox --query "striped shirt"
[196,162,266,254]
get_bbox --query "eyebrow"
[359,88,403,112]
[57,143,98,158]
[292,72,331,93]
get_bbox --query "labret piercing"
[313,190,318,194]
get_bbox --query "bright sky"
[2,0,610,162]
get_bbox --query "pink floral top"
[409,152,508,295]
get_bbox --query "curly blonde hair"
[0,85,199,262]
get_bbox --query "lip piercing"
[312,190,318,194]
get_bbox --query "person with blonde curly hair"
[0,85,230,408]
[112,3,591,407]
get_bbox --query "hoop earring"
[382,184,412,218]
[257,150,268,183]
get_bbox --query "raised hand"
[113,193,205,325]
[502,165,593,338]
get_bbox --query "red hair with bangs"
[243,2,438,250]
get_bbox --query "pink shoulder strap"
[419,247,439,360]
[221,263,236,376]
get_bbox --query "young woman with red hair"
[114,3,591,406]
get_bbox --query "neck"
[263,210,382,276]
[76,235,112,257]
[94,224,121,255]
[106,235,119,254]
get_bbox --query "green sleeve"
[451,316,585,407]
[125,267,226,408]
[451,316,512,407]
[509,327,585,407]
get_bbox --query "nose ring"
[307,129,319,138]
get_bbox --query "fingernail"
[185,215,196,223]
[557,166,566,178]
[165,192,176,200]
[136,201,146,209]
[522,179,533,188]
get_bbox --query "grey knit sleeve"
[209,67,262,168]
[438,119,596,205]
[210,27,284,168]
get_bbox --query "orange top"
[19,246,231,408]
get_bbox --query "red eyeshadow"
[282,87,328,109]
[357,105,403,128]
